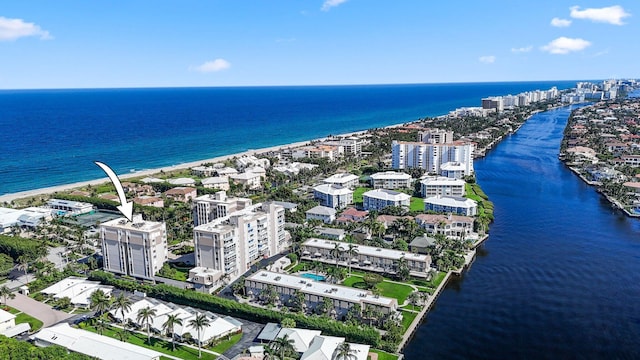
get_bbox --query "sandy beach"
[0,125,409,204]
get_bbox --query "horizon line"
[0,78,620,92]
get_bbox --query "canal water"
[403,106,640,359]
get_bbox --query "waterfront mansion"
[301,238,431,278]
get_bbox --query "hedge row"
[89,271,381,346]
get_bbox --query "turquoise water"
[0,81,578,195]
[300,273,326,282]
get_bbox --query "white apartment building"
[362,189,411,211]
[322,173,360,189]
[417,129,454,144]
[322,137,365,156]
[193,191,253,226]
[391,140,474,176]
[313,184,353,209]
[193,203,288,285]
[440,161,468,179]
[229,171,262,190]
[101,215,168,281]
[292,145,342,161]
[369,171,412,189]
[201,176,229,191]
[420,176,466,197]
[302,238,431,278]
[305,205,337,224]
[47,199,94,216]
[424,195,478,216]
[245,270,398,317]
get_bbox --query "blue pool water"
[300,273,326,282]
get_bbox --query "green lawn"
[353,187,370,205]
[82,323,218,360]
[210,333,242,354]
[400,310,417,331]
[2,306,21,314]
[15,312,44,332]
[342,276,414,304]
[369,349,399,360]
[410,197,424,212]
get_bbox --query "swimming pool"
[300,273,326,282]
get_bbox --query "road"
[7,293,72,328]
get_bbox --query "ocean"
[0,81,577,195]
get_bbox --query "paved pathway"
[7,293,72,327]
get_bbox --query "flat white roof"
[420,176,466,186]
[167,177,196,185]
[247,270,396,307]
[313,184,353,196]
[323,173,359,184]
[363,189,411,201]
[0,308,16,323]
[101,215,164,232]
[370,171,412,180]
[306,205,337,216]
[424,195,477,207]
[201,177,228,184]
[303,238,429,262]
[32,323,162,360]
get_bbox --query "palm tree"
[188,312,211,359]
[0,286,15,305]
[330,242,343,268]
[162,314,183,351]
[112,293,132,324]
[333,342,358,360]
[93,314,108,335]
[90,289,111,316]
[269,333,296,360]
[137,306,158,345]
[115,326,132,342]
[345,243,359,276]
[16,255,31,284]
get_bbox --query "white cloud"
[541,37,591,54]
[550,17,572,27]
[192,59,231,73]
[511,46,533,53]
[569,5,630,25]
[478,55,496,64]
[0,16,51,41]
[321,0,348,11]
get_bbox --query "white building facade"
[420,176,466,197]
[193,203,288,284]
[391,140,474,176]
[101,215,168,281]
[362,189,411,211]
[313,184,353,209]
[369,171,413,189]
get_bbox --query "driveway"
[7,293,72,327]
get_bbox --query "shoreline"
[0,125,411,204]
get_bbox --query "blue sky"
[0,1,637,88]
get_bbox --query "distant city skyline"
[0,1,637,89]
